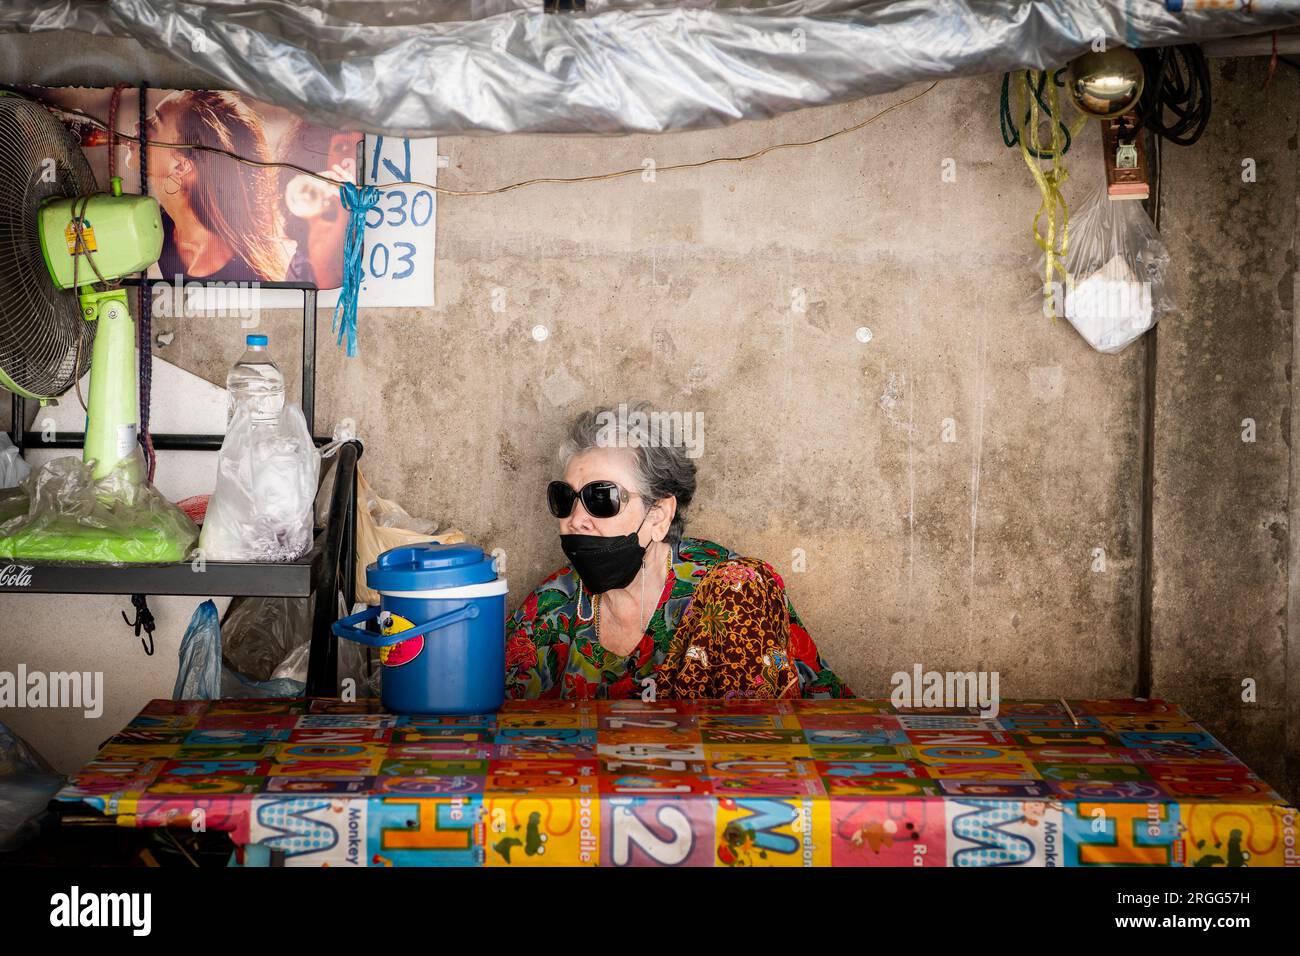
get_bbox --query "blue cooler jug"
[331,542,507,714]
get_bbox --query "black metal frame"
[3,89,371,699]
[307,439,360,697]
[7,279,319,451]
[2,282,359,698]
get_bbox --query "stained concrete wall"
[0,35,1295,803]
[1153,57,1300,803]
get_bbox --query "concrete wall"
[1153,57,1300,802]
[0,35,1295,803]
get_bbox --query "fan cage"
[0,94,99,400]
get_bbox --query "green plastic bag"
[0,451,197,564]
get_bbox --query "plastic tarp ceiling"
[3,1,1300,135]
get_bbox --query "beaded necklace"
[587,545,673,654]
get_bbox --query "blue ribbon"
[332,181,380,357]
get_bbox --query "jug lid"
[367,542,499,592]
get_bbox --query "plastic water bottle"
[226,334,285,426]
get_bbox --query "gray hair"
[557,401,697,546]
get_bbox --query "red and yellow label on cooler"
[379,612,424,667]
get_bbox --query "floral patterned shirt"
[504,537,852,700]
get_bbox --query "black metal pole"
[1136,129,1162,701]
[18,433,340,452]
[9,392,21,453]
[305,439,361,697]
[302,287,317,438]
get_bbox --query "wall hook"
[122,593,156,656]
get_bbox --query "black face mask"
[561,513,649,594]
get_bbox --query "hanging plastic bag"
[174,600,306,700]
[199,403,320,562]
[0,450,197,563]
[223,661,305,699]
[222,596,310,682]
[355,466,464,605]
[174,600,221,699]
[221,594,375,693]
[1046,185,1177,354]
[0,434,30,490]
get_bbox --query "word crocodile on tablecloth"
[55,696,1297,867]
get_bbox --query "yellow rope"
[1014,71,1087,319]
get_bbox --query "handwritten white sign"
[355,134,438,308]
[307,135,438,313]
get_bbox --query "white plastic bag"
[1047,186,1177,355]
[0,434,29,489]
[199,404,320,562]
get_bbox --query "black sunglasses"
[547,480,639,520]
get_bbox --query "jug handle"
[331,603,480,647]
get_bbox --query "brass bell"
[1065,46,1145,119]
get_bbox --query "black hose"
[1136,45,1212,147]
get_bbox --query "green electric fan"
[0,91,195,562]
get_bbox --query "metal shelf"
[0,440,360,598]
[0,550,316,597]
[7,280,321,455]
[0,441,362,697]
[1,96,362,698]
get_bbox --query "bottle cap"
[246,335,269,346]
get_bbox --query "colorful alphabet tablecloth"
[54,696,1297,867]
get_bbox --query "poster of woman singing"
[18,84,362,289]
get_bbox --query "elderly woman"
[505,403,851,700]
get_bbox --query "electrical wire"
[107,82,129,182]
[54,83,938,197]
[134,81,157,482]
[44,82,936,421]
[159,827,199,867]
[1135,45,1211,147]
